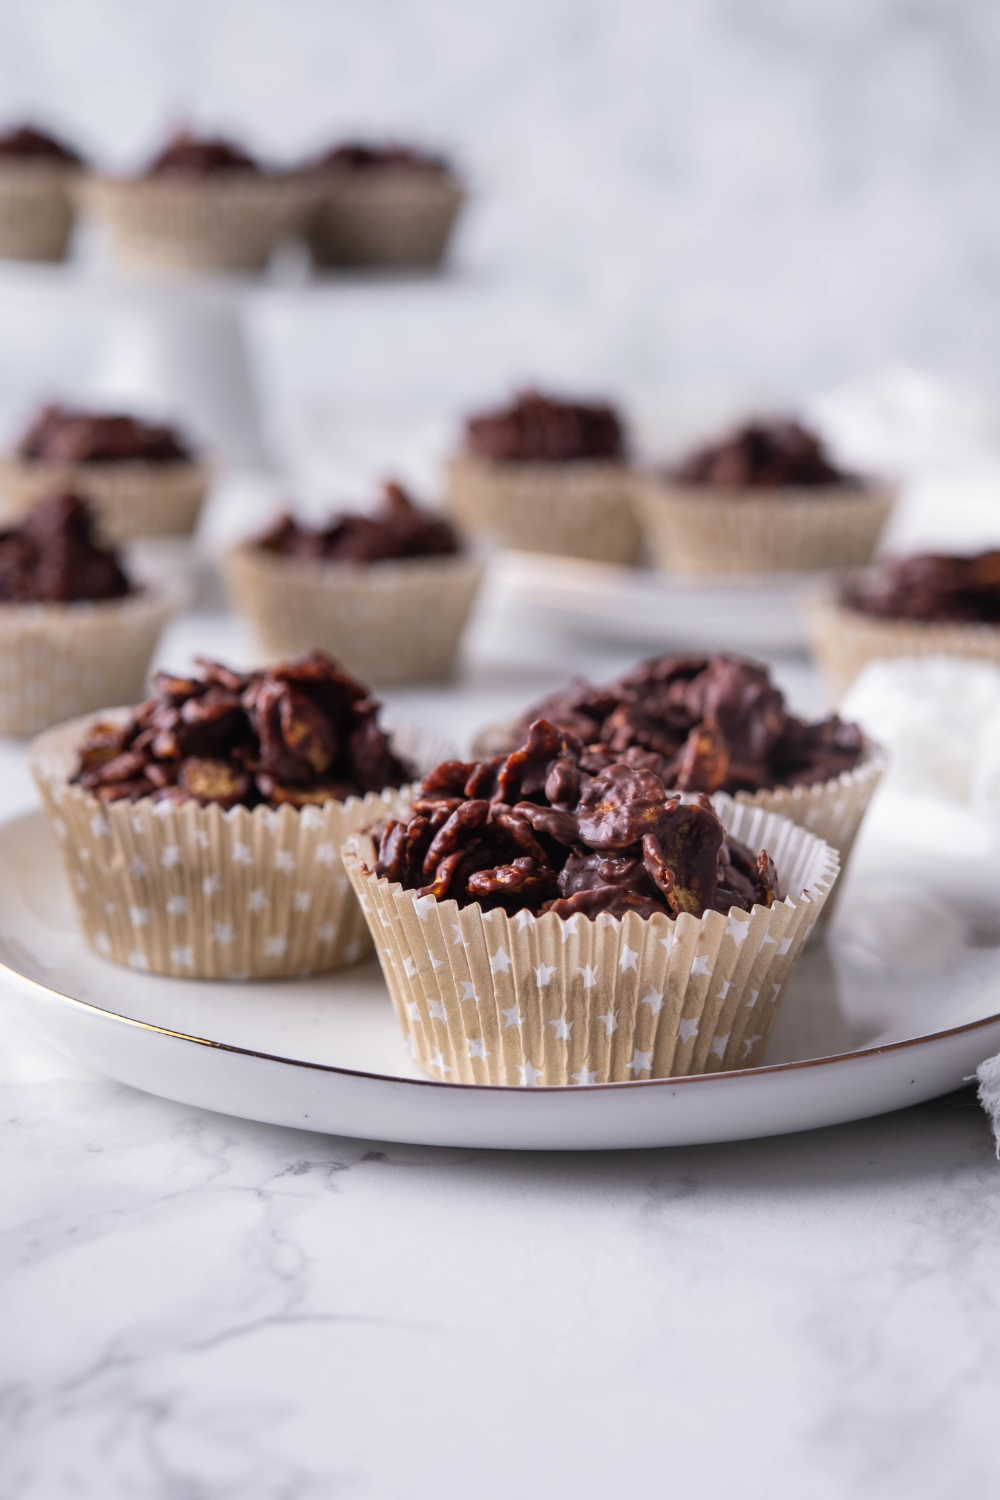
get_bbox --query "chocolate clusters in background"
[0,493,130,603]
[313,143,449,174]
[465,390,625,464]
[512,655,863,795]
[0,125,82,164]
[256,482,460,565]
[374,717,778,922]
[842,551,1000,624]
[145,132,260,177]
[674,419,851,489]
[18,404,191,465]
[75,651,412,810]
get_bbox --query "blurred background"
[2,0,1000,495]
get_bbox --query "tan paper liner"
[445,456,641,565]
[0,161,78,260]
[806,589,1000,699]
[31,718,447,980]
[344,795,839,1086]
[633,477,895,576]
[0,455,211,542]
[80,174,316,273]
[223,544,484,685]
[305,170,465,267]
[0,583,184,737]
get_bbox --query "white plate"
[2,801,999,1150]
[490,551,819,655]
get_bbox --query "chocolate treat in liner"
[674,419,852,490]
[312,142,450,174]
[17,404,191,465]
[0,492,130,603]
[256,482,460,564]
[344,725,838,1086]
[465,390,625,464]
[0,125,82,164]
[840,551,1000,624]
[145,131,260,177]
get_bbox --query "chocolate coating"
[674,419,851,489]
[255,481,460,564]
[145,131,259,177]
[465,390,625,464]
[841,551,1000,623]
[311,142,449,174]
[0,125,81,164]
[0,493,130,603]
[17,404,191,465]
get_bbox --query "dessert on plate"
[445,389,640,564]
[0,403,211,541]
[302,141,465,268]
[82,129,314,273]
[344,717,838,1084]
[31,650,438,979]
[475,652,884,873]
[808,549,1000,696]
[634,417,894,575]
[0,492,182,735]
[0,123,83,261]
[224,480,483,684]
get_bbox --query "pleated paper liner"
[632,477,895,575]
[305,170,465,267]
[806,589,1000,700]
[0,583,184,736]
[31,718,449,981]
[344,796,839,1086]
[223,545,484,685]
[445,457,641,565]
[80,175,316,273]
[0,455,212,542]
[0,161,78,260]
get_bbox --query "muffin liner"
[446,456,640,564]
[344,795,839,1085]
[31,718,447,980]
[0,583,185,736]
[223,544,484,685]
[0,455,211,542]
[305,170,465,267]
[806,589,1000,700]
[633,477,895,576]
[80,174,316,273]
[0,161,78,260]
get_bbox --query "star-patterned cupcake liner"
[632,477,895,575]
[223,544,484,685]
[31,715,446,981]
[0,455,212,542]
[0,161,79,260]
[305,170,465,267]
[343,795,839,1086]
[444,457,641,564]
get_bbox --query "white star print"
[264,935,287,958]
[518,1062,543,1086]
[690,954,711,978]
[678,1018,699,1042]
[78,849,90,864]
[517,908,536,930]
[160,845,181,869]
[315,842,336,866]
[95,931,111,956]
[90,813,109,838]
[748,989,760,1007]
[232,841,252,865]
[572,1066,601,1085]
[345,938,363,962]
[660,930,676,956]
[170,946,195,968]
[193,829,210,849]
[489,946,512,974]
[406,1000,420,1020]
[128,949,148,971]
[502,1005,523,1028]
[165,895,186,916]
[577,964,599,988]
[548,1017,574,1040]
[293,890,312,911]
[428,999,448,1022]
[710,1033,730,1060]
[761,933,777,948]
[726,914,749,945]
[299,806,323,829]
[452,922,464,945]
[742,1034,762,1059]
[428,1049,451,1074]
[104,901,116,916]
[74,872,88,893]
[403,956,418,978]
[641,988,664,1016]
[412,893,436,921]
[777,937,792,956]
[627,1050,653,1075]
[715,981,732,1001]
[246,888,268,912]
[461,981,478,1001]
[598,1010,618,1036]
[771,983,782,1000]
[468,1038,491,1060]
[52,817,66,841]
[130,854,146,876]
[213,922,233,947]
[202,875,220,897]
[534,962,556,986]
[481,909,497,921]
[318,921,338,943]
[129,905,149,927]
[619,945,639,972]
[429,955,444,969]
[560,914,582,942]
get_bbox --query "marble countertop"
[2,596,999,1499]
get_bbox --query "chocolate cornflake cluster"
[256,481,460,565]
[312,142,449,174]
[75,651,413,809]
[17,404,191,465]
[674,419,851,489]
[465,390,625,464]
[145,132,260,177]
[374,718,778,922]
[510,655,863,795]
[0,124,81,164]
[0,493,129,603]
[842,551,1000,624]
